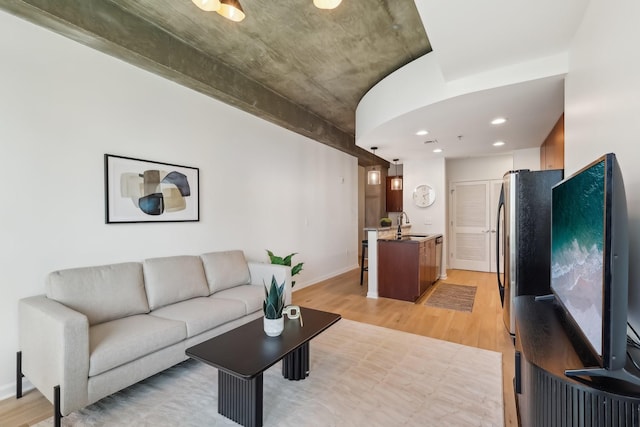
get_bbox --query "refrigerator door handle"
[496,185,505,305]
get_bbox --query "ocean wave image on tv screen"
[551,160,604,355]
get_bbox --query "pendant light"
[218,0,245,22]
[367,147,381,185]
[313,0,343,9]
[192,0,221,11]
[391,159,403,190]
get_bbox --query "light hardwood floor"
[0,268,516,427]
[292,268,517,427]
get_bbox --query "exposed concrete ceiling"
[0,0,431,167]
[1,0,592,169]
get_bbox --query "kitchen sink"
[391,234,429,241]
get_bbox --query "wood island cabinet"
[378,236,438,302]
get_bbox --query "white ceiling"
[356,0,590,163]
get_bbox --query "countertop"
[378,233,442,243]
[364,224,413,240]
[363,224,412,232]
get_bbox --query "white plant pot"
[263,316,284,337]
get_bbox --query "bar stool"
[360,239,368,286]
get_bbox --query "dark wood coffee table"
[185,307,341,427]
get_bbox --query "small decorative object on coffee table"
[263,275,285,336]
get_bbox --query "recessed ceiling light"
[416,130,429,136]
[493,141,505,147]
[491,117,507,125]
[433,148,443,153]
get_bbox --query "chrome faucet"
[396,212,410,239]
[400,211,410,225]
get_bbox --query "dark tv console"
[514,296,640,426]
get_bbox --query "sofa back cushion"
[143,255,209,310]
[201,250,250,293]
[46,262,149,326]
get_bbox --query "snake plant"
[263,275,285,319]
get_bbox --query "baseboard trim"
[292,265,359,292]
[0,378,34,401]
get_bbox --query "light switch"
[424,216,432,225]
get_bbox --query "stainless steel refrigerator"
[496,169,563,336]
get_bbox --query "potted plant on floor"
[266,250,304,287]
[263,274,286,337]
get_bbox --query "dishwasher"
[435,236,443,280]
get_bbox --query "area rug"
[425,283,477,312]
[36,319,503,426]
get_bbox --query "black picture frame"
[104,154,200,223]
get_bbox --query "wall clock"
[413,184,435,207]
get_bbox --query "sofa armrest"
[247,262,293,305]
[19,295,90,416]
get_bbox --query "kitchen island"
[363,225,412,299]
[378,234,442,302]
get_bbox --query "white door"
[449,179,504,272]
[489,180,504,273]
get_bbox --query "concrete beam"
[0,0,386,167]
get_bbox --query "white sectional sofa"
[16,250,291,425]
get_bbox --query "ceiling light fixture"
[192,0,221,11]
[493,141,505,147]
[491,117,507,125]
[313,0,343,10]
[391,159,403,191]
[367,147,381,185]
[433,148,443,153]
[416,130,429,136]
[217,0,245,22]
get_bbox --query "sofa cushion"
[89,314,186,377]
[46,262,149,326]
[200,250,250,293]
[211,285,263,315]
[150,296,247,337]
[143,256,209,310]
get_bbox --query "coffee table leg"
[218,371,263,427]
[282,342,309,380]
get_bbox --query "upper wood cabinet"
[385,176,403,213]
[540,114,564,170]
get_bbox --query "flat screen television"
[550,152,637,383]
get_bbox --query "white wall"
[565,1,640,326]
[402,158,447,275]
[447,155,513,183]
[0,11,358,396]
[403,158,446,235]
[513,148,541,170]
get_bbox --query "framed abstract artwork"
[105,154,199,223]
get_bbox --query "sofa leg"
[54,385,62,427]
[16,351,23,399]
